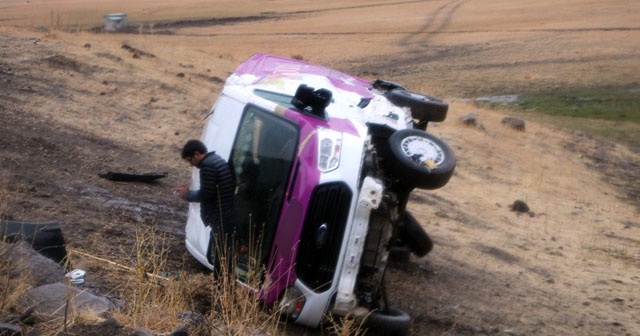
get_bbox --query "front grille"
[296,183,352,292]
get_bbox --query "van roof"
[225,54,408,133]
[232,54,374,99]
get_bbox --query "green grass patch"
[516,83,640,123]
[486,83,640,150]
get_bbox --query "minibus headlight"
[317,127,342,172]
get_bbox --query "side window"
[231,105,299,269]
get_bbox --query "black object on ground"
[0,220,68,264]
[99,172,168,182]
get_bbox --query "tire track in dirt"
[399,0,470,46]
[169,26,640,37]
[279,0,436,15]
[122,0,432,32]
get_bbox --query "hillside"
[1,1,639,335]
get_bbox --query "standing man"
[174,139,237,277]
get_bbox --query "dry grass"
[0,246,33,314]
[0,191,285,335]
[0,171,29,314]
[1,1,639,335]
[102,222,285,335]
[115,223,186,331]
[325,314,368,336]
[100,224,358,335]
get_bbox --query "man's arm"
[186,189,201,202]
[173,185,198,201]
[197,160,219,202]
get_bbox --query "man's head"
[181,140,207,166]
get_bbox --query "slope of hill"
[1,1,639,335]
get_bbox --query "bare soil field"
[1,1,639,335]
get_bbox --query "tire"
[401,211,433,257]
[371,79,407,92]
[385,89,448,122]
[364,306,411,336]
[388,129,455,190]
[388,245,411,263]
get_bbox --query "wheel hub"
[400,135,444,167]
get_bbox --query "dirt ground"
[1,1,639,335]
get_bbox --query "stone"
[2,241,65,287]
[22,283,114,317]
[131,327,154,336]
[0,323,22,336]
[509,200,530,213]
[501,117,526,131]
[460,113,478,126]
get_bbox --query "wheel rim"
[400,135,445,168]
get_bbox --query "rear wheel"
[385,89,448,122]
[364,306,411,336]
[388,129,456,190]
[400,211,433,257]
[387,245,411,263]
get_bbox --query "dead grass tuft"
[0,170,32,314]
[107,222,285,335]
[0,244,34,313]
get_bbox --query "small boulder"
[501,117,525,131]
[509,200,530,213]
[0,323,22,336]
[2,241,65,287]
[22,282,114,317]
[169,311,205,336]
[132,327,154,336]
[460,113,478,127]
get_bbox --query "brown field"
[1,0,639,335]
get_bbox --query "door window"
[231,105,298,280]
